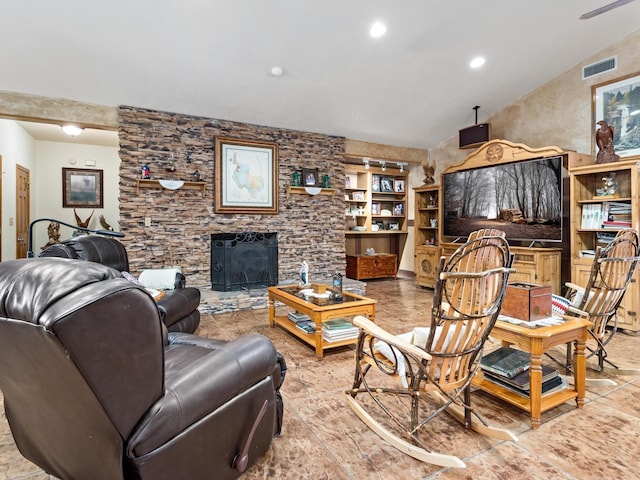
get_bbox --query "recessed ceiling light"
[269,66,285,76]
[470,57,486,69]
[369,21,387,38]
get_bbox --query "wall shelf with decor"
[569,158,639,333]
[136,179,207,197]
[287,186,336,198]
[413,184,440,288]
[344,162,408,267]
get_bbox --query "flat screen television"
[442,155,563,243]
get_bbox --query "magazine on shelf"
[323,318,355,330]
[483,372,566,398]
[483,363,559,392]
[322,329,359,342]
[296,321,316,334]
[288,311,311,323]
[480,347,530,379]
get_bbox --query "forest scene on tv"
[443,157,562,242]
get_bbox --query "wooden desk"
[472,318,591,429]
[268,285,376,360]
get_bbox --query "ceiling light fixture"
[369,21,387,38]
[61,125,84,137]
[380,161,386,171]
[269,66,285,76]
[470,57,485,69]
[363,159,370,170]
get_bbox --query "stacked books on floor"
[480,346,565,398]
[322,318,359,343]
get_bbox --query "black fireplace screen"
[210,232,278,291]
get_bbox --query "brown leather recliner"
[0,258,286,480]
[39,235,200,333]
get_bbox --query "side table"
[472,318,591,429]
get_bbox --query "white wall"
[0,119,36,260]
[33,141,120,252]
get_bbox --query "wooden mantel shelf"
[287,186,336,198]
[136,179,207,197]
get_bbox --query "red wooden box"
[501,282,552,321]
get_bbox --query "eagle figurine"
[595,120,620,164]
[422,160,435,185]
[74,208,94,228]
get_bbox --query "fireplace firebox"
[210,232,278,291]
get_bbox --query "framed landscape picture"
[62,168,103,208]
[214,137,279,214]
[592,71,640,159]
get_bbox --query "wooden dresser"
[346,254,397,280]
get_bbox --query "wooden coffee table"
[268,284,376,360]
[472,317,591,429]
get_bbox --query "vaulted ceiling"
[2,1,640,149]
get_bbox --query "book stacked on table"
[288,311,311,323]
[479,346,563,398]
[322,318,359,343]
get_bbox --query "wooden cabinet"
[414,185,440,288]
[346,254,397,280]
[345,164,408,260]
[441,244,562,294]
[569,159,640,333]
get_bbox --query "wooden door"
[16,165,30,258]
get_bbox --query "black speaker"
[459,123,491,149]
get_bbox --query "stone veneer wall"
[118,106,346,287]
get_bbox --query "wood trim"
[444,139,565,173]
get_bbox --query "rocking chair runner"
[561,228,640,376]
[344,230,516,468]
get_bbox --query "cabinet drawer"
[346,254,397,280]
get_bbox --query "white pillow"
[138,268,182,290]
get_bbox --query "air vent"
[583,56,617,80]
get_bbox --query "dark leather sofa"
[0,258,286,480]
[39,235,200,334]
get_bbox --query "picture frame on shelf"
[389,222,400,230]
[380,177,393,192]
[592,71,640,159]
[345,176,351,188]
[214,137,278,214]
[371,202,380,215]
[372,174,381,192]
[393,203,404,216]
[302,168,319,186]
[62,168,104,208]
[352,191,366,201]
[394,179,405,193]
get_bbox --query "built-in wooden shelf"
[136,179,207,197]
[287,186,336,198]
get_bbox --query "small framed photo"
[62,168,104,208]
[380,177,393,192]
[302,168,319,186]
[372,174,381,192]
[352,191,365,201]
[393,202,404,216]
[389,222,400,231]
[371,202,380,215]
[345,176,351,188]
[394,179,405,193]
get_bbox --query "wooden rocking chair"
[561,228,640,376]
[344,230,516,468]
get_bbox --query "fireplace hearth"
[210,232,278,291]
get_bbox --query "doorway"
[16,165,30,258]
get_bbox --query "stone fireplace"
[210,232,278,291]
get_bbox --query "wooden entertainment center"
[415,140,594,295]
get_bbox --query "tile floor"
[1,277,639,479]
